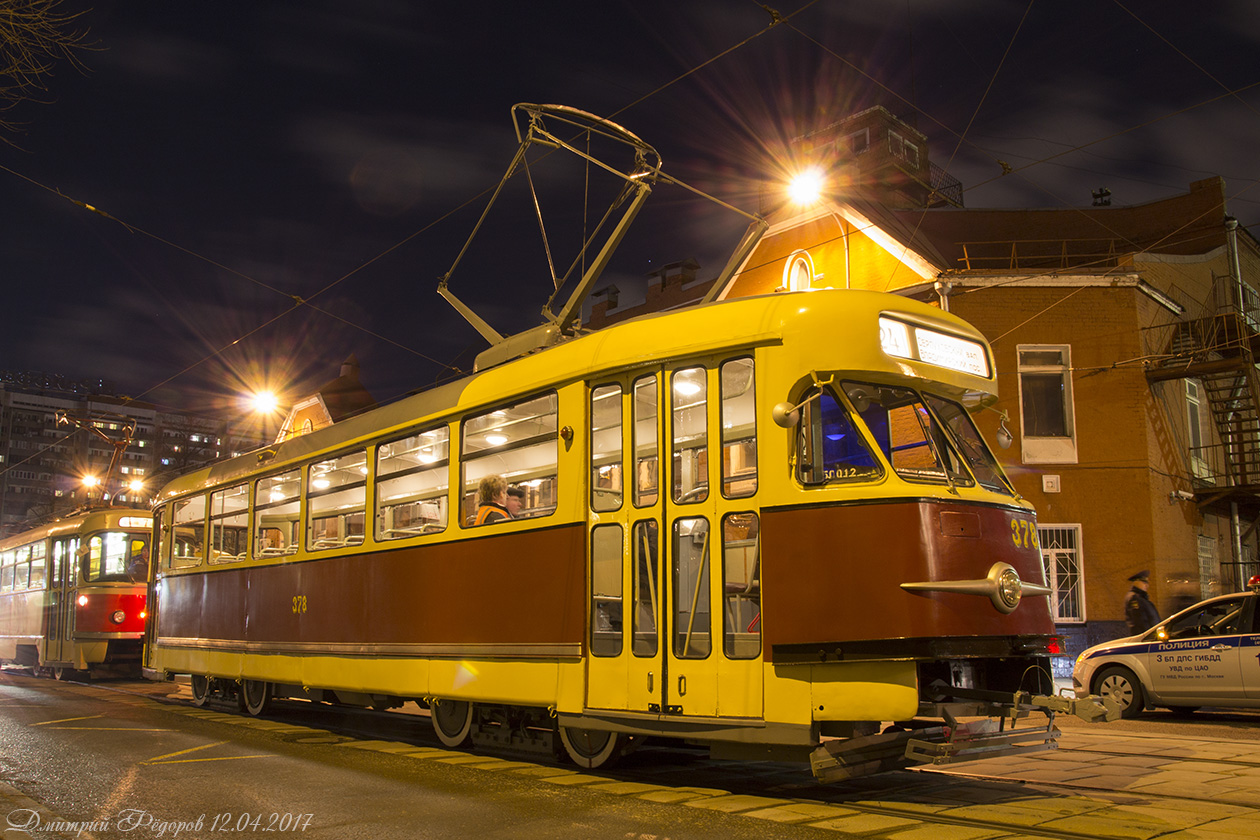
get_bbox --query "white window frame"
[782,250,816,292]
[1017,344,1078,464]
[1186,379,1210,479]
[1197,535,1216,599]
[1038,524,1085,623]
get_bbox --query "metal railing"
[957,238,1124,271]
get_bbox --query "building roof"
[895,178,1230,273]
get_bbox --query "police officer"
[1124,569,1160,635]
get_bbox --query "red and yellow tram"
[0,507,151,679]
[144,290,1107,778]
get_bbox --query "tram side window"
[170,496,206,568]
[590,385,623,512]
[797,389,880,485]
[376,427,449,540]
[590,524,623,656]
[720,358,756,499]
[672,367,708,504]
[672,517,711,659]
[0,552,12,592]
[10,546,30,590]
[29,542,46,589]
[844,382,971,486]
[462,392,558,525]
[722,512,760,659]
[632,376,659,507]
[85,532,134,582]
[307,450,368,550]
[254,470,301,558]
[209,483,250,563]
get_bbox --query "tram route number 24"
[292,594,308,614]
[1010,518,1039,551]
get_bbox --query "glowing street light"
[128,478,144,494]
[788,168,825,205]
[251,391,279,414]
[81,475,100,489]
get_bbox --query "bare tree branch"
[0,0,95,142]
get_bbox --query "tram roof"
[155,290,993,500]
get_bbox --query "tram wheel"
[1095,666,1145,719]
[242,680,271,716]
[190,675,211,707]
[430,699,473,747]
[53,667,75,682]
[558,726,629,769]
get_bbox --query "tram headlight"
[997,568,1023,610]
[110,609,126,625]
[77,595,89,607]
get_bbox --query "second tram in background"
[0,506,151,680]
[143,289,1109,780]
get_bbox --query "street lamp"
[251,391,279,414]
[787,168,825,205]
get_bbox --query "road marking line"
[143,741,228,762]
[140,740,271,765]
[31,714,104,726]
[144,755,272,765]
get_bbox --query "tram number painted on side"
[1010,518,1038,550]
[292,595,308,614]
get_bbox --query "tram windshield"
[841,381,1014,496]
[796,380,1014,497]
[84,531,150,583]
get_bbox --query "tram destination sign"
[879,317,990,378]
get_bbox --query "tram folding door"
[41,538,75,665]
[585,364,763,721]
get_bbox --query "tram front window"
[843,382,972,487]
[84,532,147,583]
[924,393,1013,494]
[797,389,881,485]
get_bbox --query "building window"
[1186,380,1210,480]
[888,131,919,168]
[1017,345,1077,464]
[841,128,869,155]
[782,250,815,292]
[1197,535,1217,599]
[1039,525,1084,622]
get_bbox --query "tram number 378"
[1011,517,1038,551]
[291,595,308,615]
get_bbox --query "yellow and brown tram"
[0,507,151,679]
[144,289,1101,778]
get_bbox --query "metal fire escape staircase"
[1147,273,1260,508]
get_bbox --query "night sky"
[2,0,1257,420]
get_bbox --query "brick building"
[593,106,1260,665]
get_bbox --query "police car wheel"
[1095,666,1145,719]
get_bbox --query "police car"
[1073,576,1260,718]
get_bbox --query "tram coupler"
[809,682,1116,782]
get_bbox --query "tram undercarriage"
[175,661,1116,782]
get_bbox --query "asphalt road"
[4,669,1260,840]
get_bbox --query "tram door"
[585,360,763,720]
[42,538,75,664]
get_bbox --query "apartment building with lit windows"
[0,374,262,538]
